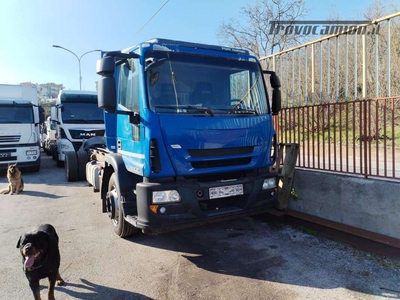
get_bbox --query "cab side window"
[118,58,140,112]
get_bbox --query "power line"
[121,0,170,49]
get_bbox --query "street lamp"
[52,45,101,90]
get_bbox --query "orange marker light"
[149,205,158,214]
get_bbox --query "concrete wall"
[288,169,400,239]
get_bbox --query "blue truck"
[83,38,281,237]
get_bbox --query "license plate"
[209,184,243,199]
[0,152,11,158]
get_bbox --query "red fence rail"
[276,97,400,180]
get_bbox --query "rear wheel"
[106,173,139,237]
[65,151,78,182]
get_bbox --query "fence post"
[277,143,300,210]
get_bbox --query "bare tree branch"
[217,0,308,57]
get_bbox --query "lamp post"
[52,45,101,90]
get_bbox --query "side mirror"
[269,73,281,89]
[96,51,140,115]
[97,76,116,113]
[50,106,58,124]
[271,89,281,115]
[96,56,115,76]
[263,70,281,115]
[96,57,116,113]
[38,106,45,123]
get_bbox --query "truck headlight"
[26,150,38,156]
[152,190,181,204]
[262,178,277,190]
[60,144,71,150]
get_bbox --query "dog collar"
[25,254,48,272]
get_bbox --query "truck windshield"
[0,106,33,124]
[146,51,269,115]
[61,102,104,124]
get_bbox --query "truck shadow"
[17,191,65,199]
[56,279,153,300]
[127,217,400,298]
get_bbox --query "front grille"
[0,135,20,143]
[189,146,253,157]
[0,149,17,162]
[69,129,105,139]
[191,157,251,169]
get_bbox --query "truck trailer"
[80,38,281,237]
[0,84,44,172]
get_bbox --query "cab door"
[116,59,145,175]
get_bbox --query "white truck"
[42,116,56,156]
[0,84,44,172]
[50,90,105,171]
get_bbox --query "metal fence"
[261,12,400,106]
[275,96,400,180]
[261,13,400,180]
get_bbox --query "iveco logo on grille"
[79,132,96,137]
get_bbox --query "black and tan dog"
[0,163,24,195]
[16,224,64,300]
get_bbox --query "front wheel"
[106,173,139,238]
[65,151,78,182]
[76,151,88,181]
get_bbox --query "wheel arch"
[100,153,138,214]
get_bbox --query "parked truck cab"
[92,38,281,237]
[0,84,44,172]
[50,90,105,167]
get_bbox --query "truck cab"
[51,90,105,167]
[0,84,44,172]
[94,38,281,237]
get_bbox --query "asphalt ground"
[1,153,400,300]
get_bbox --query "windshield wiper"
[155,105,214,116]
[225,107,259,115]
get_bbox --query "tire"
[76,151,88,181]
[106,173,139,237]
[65,151,78,181]
[51,145,57,161]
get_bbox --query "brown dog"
[17,224,64,300]
[0,163,24,195]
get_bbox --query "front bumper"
[0,146,41,170]
[131,173,278,234]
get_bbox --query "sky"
[0,0,383,92]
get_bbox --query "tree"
[217,0,308,58]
